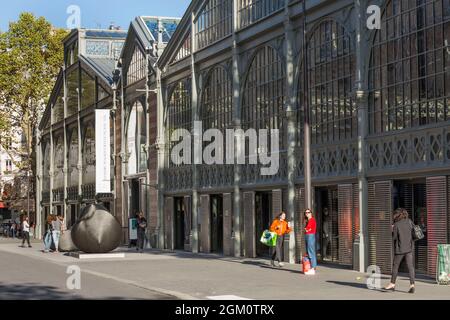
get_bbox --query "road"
[0,249,175,300]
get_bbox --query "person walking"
[136,211,147,253]
[10,222,16,239]
[51,214,64,253]
[20,216,32,248]
[304,209,317,275]
[43,215,55,253]
[269,211,292,268]
[384,208,416,293]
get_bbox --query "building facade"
[36,0,450,278]
[156,0,450,278]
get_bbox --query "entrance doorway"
[210,195,223,253]
[315,187,339,263]
[130,179,140,218]
[255,192,272,257]
[393,180,427,274]
[174,197,185,250]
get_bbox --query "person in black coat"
[136,211,147,253]
[384,208,415,293]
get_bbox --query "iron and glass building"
[156,0,450,278]
[36,0,450,279]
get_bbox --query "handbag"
[410,220,424,241]
[260,230,277,247]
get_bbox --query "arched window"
[53,136,64,189]
[368,0,450,134]
[126,101,147,175]
[82,125,95,184]
[298,20,356,145]
[201,66,233,131]
[242,46,286,150]
[166,79,192,167]
[68,128,79,187]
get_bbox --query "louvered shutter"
[200,194,211,253]
[426,177,448,277]
[295,187,305,262]
[223,193,233,256]
[184,196,192,250]
[243,191,256,258]
[352,184,360,241]
[338,184,353,265]
[164,197,174,250]
[368,181,393,274]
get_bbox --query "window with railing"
[368,0,450,134]
[238,0,285,29]
[126,47,146,86]
[241,46,286,152]
[166,79,192,167]
[298,20,356,145]
[195,0,233,50]
[172,35,192,64]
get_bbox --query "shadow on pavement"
[0,282,166,300]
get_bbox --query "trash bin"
[437,244,450,285]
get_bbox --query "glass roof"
[142,17,180,43]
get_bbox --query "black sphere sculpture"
[71,204,122,254]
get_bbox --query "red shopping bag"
[302,255,311,274]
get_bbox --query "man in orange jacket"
[269,211,292,267]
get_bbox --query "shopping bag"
[260,230,277,247]
[302,255,311,274]
[437,244,450,285]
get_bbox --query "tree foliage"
[0,12,67,173]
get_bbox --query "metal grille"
[164,197,174,250]
[166,79,192,168]
[241,45,286,150]
[172,35,191,63]
[352,184,360,241]
[201,66,233,131]
[126,47,146,86]
[199,195,211,253]
[223,193,233,256]
[298,20,356,145]
[243,191,255,258]
[368,181,393,274]
[195,0,233,50]
[426,176,448,277]
[238,0,284,29]
[368,0,450,133]
[338,184,353,265]
[330,189,339,262]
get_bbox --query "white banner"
[95,110,111,193]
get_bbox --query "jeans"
[391,252,415,285]
[271,235,284,262]
[305,234,318,268]
[44,231,53,251]
[137,230,146,250]
[52,231,61,251]
[22,231,31,246]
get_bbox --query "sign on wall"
[95,110,111,193]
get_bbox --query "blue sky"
[0,0,191,31]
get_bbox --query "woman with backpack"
[384,208,416,293]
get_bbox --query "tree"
[0,13,67,184]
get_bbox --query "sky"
[0,0,191,32]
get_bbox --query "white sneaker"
[278,262,285,267]
[305,269,316,275]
